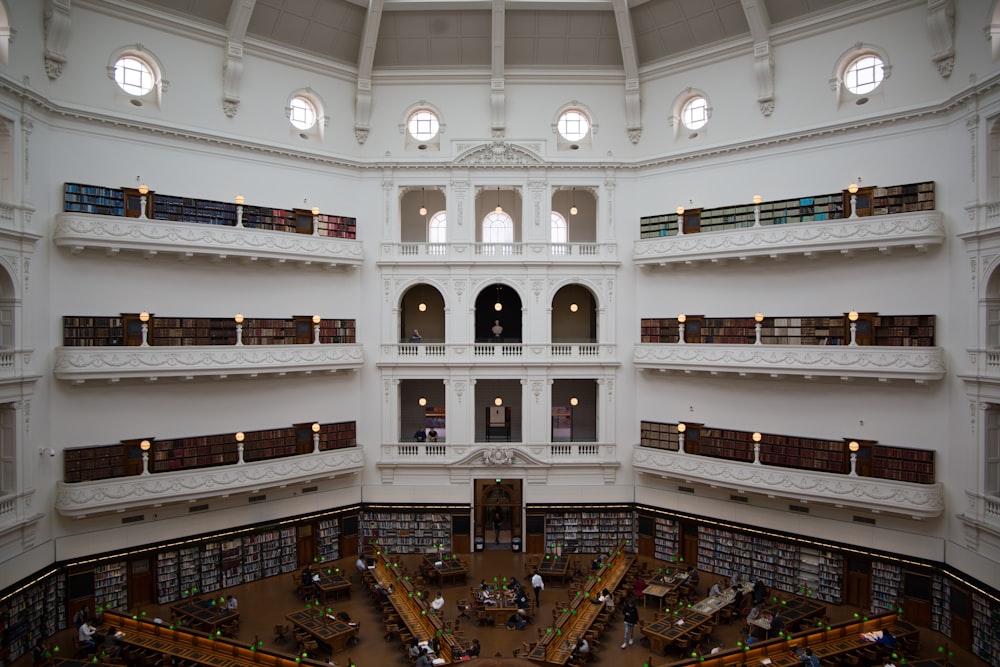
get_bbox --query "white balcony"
[378,342,619,367]
[55,448,365,518]
[53,213,363,268]
[378,242,619,266]
[0,490,42,539]
[0,348,37,384]
[377,442,619,485]
[634,343,945,384]
[632,446,944,519]
[54,343,364,384]
[633,211,945,268]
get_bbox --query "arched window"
[830,44,891,108]
[108,45,168,108]
[428,211,447,253]
[286,89,327,141]
[482,211,514,255]
[670,88,711,140]
[551,212,568,255]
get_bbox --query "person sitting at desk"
[415,648,434,667]
[506,612,527,630]
[632,576,646,599]
[598,588,615,612]
[356,555,366,573]
[515,589,530,615]
[767,608,785,639]
[745,604,762,627]
[708,580,722,597]
[226,594,238,611]
[574,638,590,656]
[431,591,445,614]
[731,589,745,620]
[408,639,422,658]
[794,647,821,667]
[752,579,768,606]
[684,566,700,591]
[78,622,98,651]
[465,638,481,658]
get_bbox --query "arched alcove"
[400,283,445,343]
[475,284,522,342]
[551,285,596,343]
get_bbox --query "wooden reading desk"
[526,542,634,666]
[313,571,352,604]
[286,609,358,653]
[641,608,714,655]
[536,555,572,584]
[170,596,240,633]
[423,554,469,586]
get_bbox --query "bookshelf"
[971,593,1000,664]
[652,516,679,562]
[640,318,680,343]
[201,543,221,594]
[317,518,342,564]
[699,428,753,462]
[543,509,636,554]
[871,561,902,613]
[220,539,243,588]
[931,573,950,635]
[361,511,453,554]
[62,316,124,347]
[639,181,933,238]
[872,445,935,484]
[244,534,263,583]
[94,561,128,611]
[799,547,843,603]
[177,545,201,598]
[242,428,298,462]
[64,183,125,216]
[63,444,127,483]
[0,571,66,666]
[157,550,180,604]
[639,421,679,450]
[872,315,936,346]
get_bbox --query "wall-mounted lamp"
[495,187,503,215]
[494,285,503,312]
[569,303,579,313]
[138,184,149,220]
[419,188,428,217]
[139,311,151,347]
[676,206,685,236]
[312,422,321,453]
[418,397,428,407]
[752,194,762,227]
[235,194,245,227]
[570,188,578,216]
[312,314,322,344]
[677,313,687,344]
[494,397,503,406]
[569,397,579,407]
[234,313,244,346]
[754,312,764,345]
[848,310,859,346]
[848,183,859,219]
[140,440,151,475]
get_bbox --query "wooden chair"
[456,598,472,620]
[220,620,239,638]
[273,624,289,643]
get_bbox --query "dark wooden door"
[844,557,871,609]
[129,557,153,608]
[949,585,972,650]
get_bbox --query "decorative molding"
[378,242,619,266]
[54,344,364,383]
[55,449,365,518]
[380,342,619,367]
[634,212,945,266]
[453,141,545,167]
[43,0,71,80]
[634,344,944,383]
[53,213,363,268]
[927,0,955,78]
[633,447,944,519]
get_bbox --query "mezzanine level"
[54,447,364,518]
[633,211,944,268]
[378,241,619,265]
[634,343,945,384]
[632,446,944,519]
[379,342,618,367]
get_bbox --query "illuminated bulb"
[418,397,427,407]
[494,397,503,406]
[419,205,428,216]
[569,303,579,313]
[312,314,321,324]
[570,205,578,216]
[235,432,245,442]
[418,303,427,312]
[849,441,860,452]
[677,423,686,433]
[569,397,579,407]
[677,314,686,323]
[235,195,245,206]
[848,183,859,194]
[234,313,244,324]
[138,184,149,195]
[752,195,761,205]
[848,310,859,322]
[312,423,321,433]
[139,312,150,323]
[140,440,150,451]
[752,432,762,443]
[311,206,320,216]
[755,312,764,323]
[494,301,502,312]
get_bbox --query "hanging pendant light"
[419,188,427,217]
[570,188,578,216]
[495,187,503,214]
[494,284,503,312]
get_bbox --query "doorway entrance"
[476,478,522,549]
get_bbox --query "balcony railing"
[633,211,945,267]
[634,343,945,383]
[54,343,364,383]
[380,342,618,366]
[0,490,41,537]
[632,446,944,518]
[379,242,620,265]
[55,448,365,518]
[0,348,34,382]
[377,442,619,484]
[958,490,1000,540]
[53,213,363,268]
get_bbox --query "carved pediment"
[453,141,545,167]
[449,446,547,467]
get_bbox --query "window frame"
[286,88,328,141]
[830,43,891,108]
[107,45,168,108]
[670,88,711,140]
[551,102,597,151]
[400,101,446,152]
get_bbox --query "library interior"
[2,1,1000,667]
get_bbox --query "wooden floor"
[23,549,987,667]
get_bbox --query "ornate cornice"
[53,213,363,268]
[634,212,945,267]
[632,447,944,519]
[54,344,364,383]
[55,449,365,518]
[452,141,545,167]
[634,344,945,383]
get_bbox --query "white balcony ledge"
[634,343,945,384]
[378,242,619,266]
[0,490,43,540]
[377,442,619,485]
[379,342,619,367]
[54,344,364,384]
[55,449,365,518]
[633,212,944,267]
[53,213,363,268]
[632,447,943,519]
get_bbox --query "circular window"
[407,110,440,141]
[289,97,317,130]
[844,55,884,95]
[681,96,709,131]
[113,56,154,96]
[557,110,590,142]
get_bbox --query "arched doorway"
[475,283,523,342]
[476,479,522,549]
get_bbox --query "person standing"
[493,509,502,544]
[531,569,544,608]
[621,596,639,648]
[410,329,422,343]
